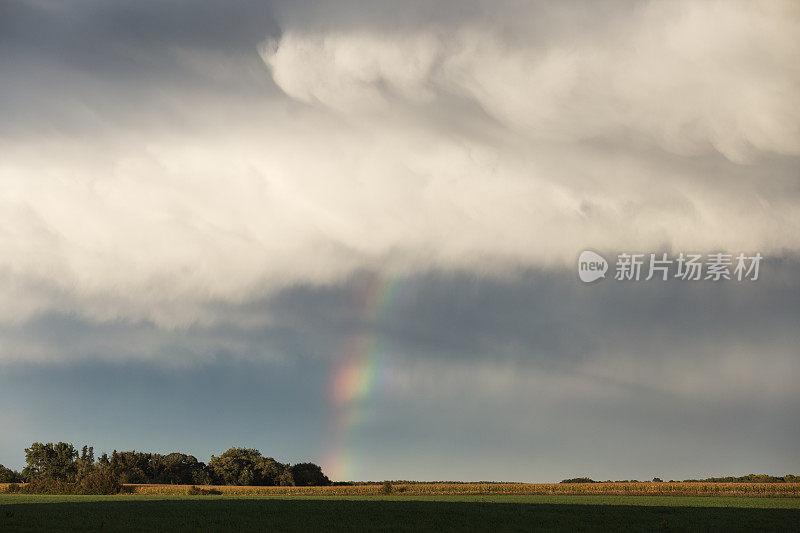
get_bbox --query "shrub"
[6,483,20,493]
[381,480,393,495]
[79,469,122,495]
[14,471,120,495]
[19,478,78,495]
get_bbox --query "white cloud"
[262,1,800,161]
[0,0,797,331]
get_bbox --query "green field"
[2,494,799,532]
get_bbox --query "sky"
[0,0,798,481]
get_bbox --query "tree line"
[561,474,800,484]
[0,442,330,488]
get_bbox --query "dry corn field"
[3,482,794,497]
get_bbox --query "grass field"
[2,494,799,531]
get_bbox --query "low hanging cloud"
[0,0,798,331]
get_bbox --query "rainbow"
[325,274,405,481]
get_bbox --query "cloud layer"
[0,0,798,329]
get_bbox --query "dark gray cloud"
[4,258,799,396]
[0,0,280,58]
[0,0,282,136]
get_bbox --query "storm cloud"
[0,0,798,480]
[0,0,798,327]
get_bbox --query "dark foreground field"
[1,495,799,532]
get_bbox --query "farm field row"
[107,481,800,497]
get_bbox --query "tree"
[9,442,332,487]
[109,451,152,484]
[277,468,295,486]
[150,453,210,485]
[290,463,331,486]
[23,442,79,482]
[76,446,95,480]
[207,448,289,486]
[0,464,21,483]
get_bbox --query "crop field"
[20,481,800,498]
[2,492,800,531]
